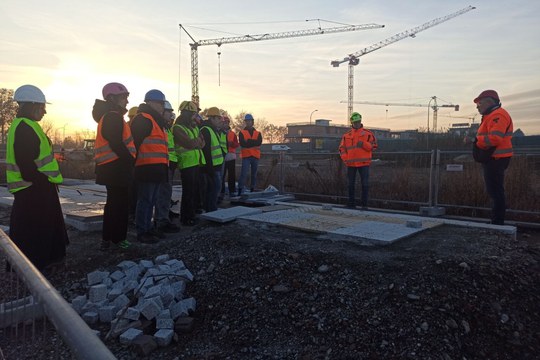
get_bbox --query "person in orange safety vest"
[237,113,262,196]
[339,112,377,210]
[473,89,513,225]
[92,82,136,251]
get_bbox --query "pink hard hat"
[102,82,129,99]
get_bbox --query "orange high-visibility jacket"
[135,113,168,167]
[240,129,261,159]
[475,107,513,159]
[227,130,240,154]
[339,127,378,167]
[94,113,136,166]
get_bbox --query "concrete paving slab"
[200,206,264,223]
[240,206,444,244]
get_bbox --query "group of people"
[339,89,513,226]
[91,83,264,249]
[5,83,512,276]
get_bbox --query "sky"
[1,0,540,138]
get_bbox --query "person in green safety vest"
[172,101,205,226]
[5,85,69,276]
[154,100,180,233]
[200,107,225,212]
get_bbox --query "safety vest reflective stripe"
[344,157,371,163]
[6,117,63,193]
[240,129,261,159]
[135,113,168,167]
[202,126,224,166]
[94,113,136,166]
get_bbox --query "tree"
[0,88,18,143]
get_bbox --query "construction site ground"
[0,180,539,359]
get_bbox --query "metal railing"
[0,230,116,359]
[257,149,540,223]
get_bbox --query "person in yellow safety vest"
[473,89,513,225]
[200,107,225,212]
[92,82,136,250]
[127,106,138,126]
[153,100,180,234]
[220,116,240,199]
[6,84,68,275]
[173,101,205,226]
[130,89,170,244]
[237,113,262,196]
[339,112,378,210]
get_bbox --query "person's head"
[350,112,363,128]
[244,113,254,129]
[206,107,222,129]
[474,90,501,115]
[102,82,129,109]
[127,106,139,121]
[144,89,166,116]
[222,116,231,130]
[14,84,48,121]
[163,101,174,126]
[178,100,199,127]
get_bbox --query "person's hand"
[356,141,364,148]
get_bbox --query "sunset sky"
[2,0,539,138]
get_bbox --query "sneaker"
[137,232,159,244]
[158,222,180,233]
[181,218,199,226]
[100,240,110,251]
[117,239,132,249]
[149,229,166,239]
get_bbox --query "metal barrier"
[0,230,116,359]
[258,149,540,223]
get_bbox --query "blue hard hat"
[144,89,166,102]
[244,113,254,121]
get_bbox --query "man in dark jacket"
[92,82,136,250]
[130,89,169,243]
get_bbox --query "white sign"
[272,145,290,151]
[446,164,463,172]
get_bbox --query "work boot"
[137,232,159,244]
[158,222,180,233]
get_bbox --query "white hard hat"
[13,85,48,104]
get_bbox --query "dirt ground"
[1,203,539,359]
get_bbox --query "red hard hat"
[474,90,499,103]
[102,82,129,99]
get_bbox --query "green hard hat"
[350,112,362,123]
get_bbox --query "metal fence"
[0,230,116,359]
[255,149,540,223]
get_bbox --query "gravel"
[1,205,539,359]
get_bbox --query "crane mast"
[331,5,476,120]
[180,23,384,105]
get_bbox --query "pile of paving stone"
[70,254,196,355]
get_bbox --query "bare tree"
[232,112,287,143]
[0,88,18,143]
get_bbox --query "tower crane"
[179,22,384,105]
[345,96,459,132]
[331,5,476,120]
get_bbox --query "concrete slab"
[240,206,444,244]
[200,206,264,223]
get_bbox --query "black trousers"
[221,159,236,194]
[482,157,511,225]
[181,166,198,222]
[103,185,129,243]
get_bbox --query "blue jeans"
[238,157,259,195]
[136,182,161,235]
[154,167,175,227]
[482,157,510,224]
[347,166,370,207]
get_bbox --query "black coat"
[92,99,134,187]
